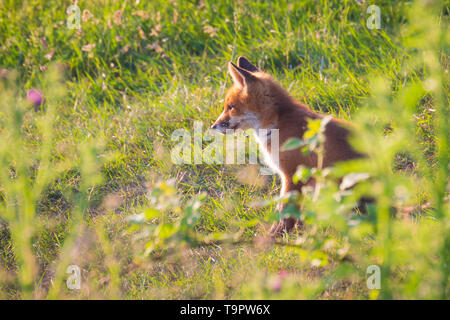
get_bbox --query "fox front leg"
[268,180,304,236]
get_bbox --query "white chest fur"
[253,128,282,177]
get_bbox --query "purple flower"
[26,89,44,107]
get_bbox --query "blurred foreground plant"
[275,0,449,299]
[128,179,207,256]
[0,66,105,298]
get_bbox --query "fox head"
[211,56,288,134]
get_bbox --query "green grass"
[0,0,448,299]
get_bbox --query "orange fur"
[212,56,362,235]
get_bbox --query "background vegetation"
[0,0,448,299]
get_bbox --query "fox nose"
[211,124,218,130]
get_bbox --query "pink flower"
[26,89,44,107]
[278,270,288,279]
[271,278,282,292]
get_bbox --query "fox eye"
[227,104,235,111]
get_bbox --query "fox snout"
[211,118,231,134]
[211,111,235,134]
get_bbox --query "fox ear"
[228,61,256,90]
[237,56,259,72]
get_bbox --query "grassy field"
[0,0,448,299]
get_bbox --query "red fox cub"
[211,56,363,235]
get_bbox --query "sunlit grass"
[0,0,448,299]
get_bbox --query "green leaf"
[293,166,313,184]
[157,223,177,240]
[281,204,301,218]
[180,197,204,227]
[143,208,160,220]
[304,118,322,139]
[281,137,304,151]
